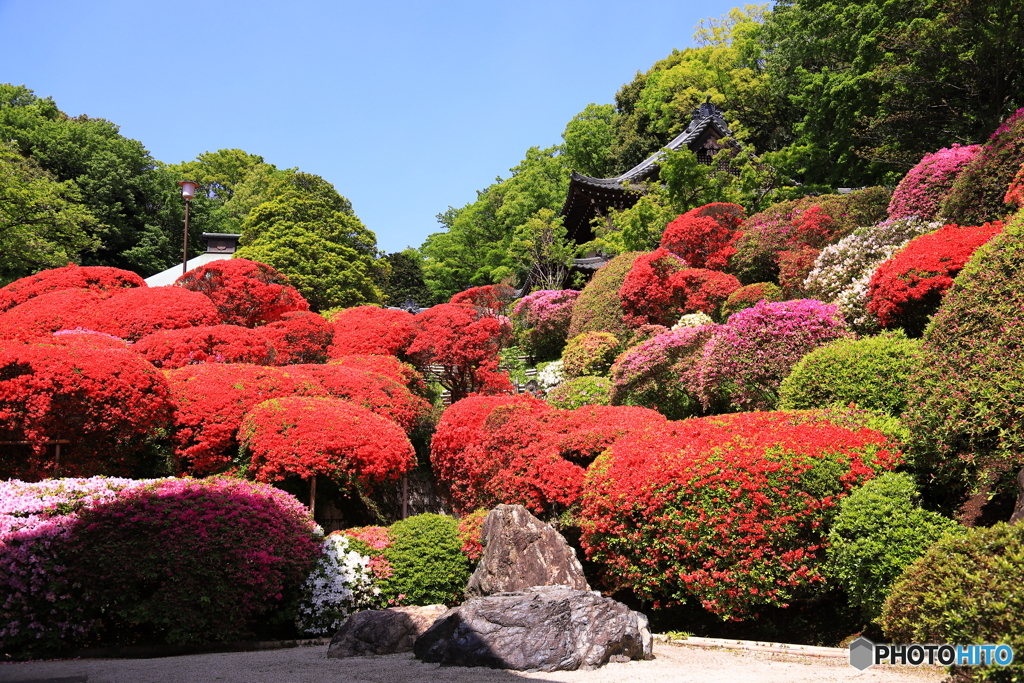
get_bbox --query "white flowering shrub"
[536,359,566,391]
[672,312,714,330]
[803,217,941,332]
[295,533,380,636]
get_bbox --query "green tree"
[508,208,575,291]
[561,103,618,177]
[0,142,100,284]
[380,249,436,307]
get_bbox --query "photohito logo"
[849,637,1014,670]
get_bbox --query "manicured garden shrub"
[887,144,981,222]
[62,477,321,646]
[327,305,416,358]
[672,312,713,329]
[406,303,512,402]
[91,286,223,341]
[133,324,276,368]
[940,107,1024,225]
[329,354,424,391]
[881,523,1024,681]
[698,299,851,412]
[720,282,783,320]
[240,396,415,488]
[48,328,129,350]
[1006,162,1024,209]
[292,364,430,433]
[176,258,309,327]
[580,411,901,619]
[610,325,715,419]
[561,331,620,378]
[0,264,145,313]
[535,359,566,391]
[619,248,687,327]
[0,343,174,480]
[866,221,1003,336]
[546,376,612,410]
[511,289,580,361]
[567,251,642,343]
[0,288,103,342]
[1,477,153,657]
[165,364,326,475]
[903,210,1024,511]
[295,533,378,636]
[778,331,922,416]
[827,473,962,622]
[730,188,891,285]
[378,514,470,606]
[259,311,333,364]
[777,243,822,298]
[673,268,741,320]
[450,284,517,316]
[660,202,744,270]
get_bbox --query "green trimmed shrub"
[379,513,469,606]
[827,473,962,622]
[881,522,1024,681]
[561,332,620,379]
[904,208,1024,511]
[939,108,1024,225]
[778,331,922,416]
[720,282,784,320]
[546,376,612,410]
[567,252,642,343]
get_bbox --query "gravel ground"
[0,641,946,683]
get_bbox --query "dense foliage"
[327,305,416,358]
[133,324,275,368]
[778,331,922,416]
[176,258,309,328]
[561,332,621,379]
[0,263,143,313]
[545,376,613,410]
[511,289,579,361]
[567,252,641,343]
[887,145,980,222]
[660,203,745,270]
[257,311,333,365]
[720,282,783,319]
[93,286,224,342]
[378,514,470,607]
[581,411,900,618]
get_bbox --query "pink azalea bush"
[512,289,580,360]
[887,145,981,222]
[698,299,851,412]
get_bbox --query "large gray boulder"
[413,586,653,671]
[327,605,447,658]
[464,504,589,598]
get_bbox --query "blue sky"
[1,0,743,254]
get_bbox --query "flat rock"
[327,605,447,658]
[464,504,589,599]
[413,585,653,671]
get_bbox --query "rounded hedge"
[827,472,962,621]
[567,252,642,343]
[778,330,922,416]
[720,282,783,320]
[561,332,620,379]
[378,513,470,606]
[881,522,1024,681]
[546,376,612,410]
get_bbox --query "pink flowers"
[887,144,981,222]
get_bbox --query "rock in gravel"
[464,504,589,599]
[413,585,653,671]
[327,605,448,658]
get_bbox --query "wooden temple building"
[560,101,736,248]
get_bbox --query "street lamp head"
[178,180,200,201]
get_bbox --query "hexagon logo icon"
[849,636,875,670]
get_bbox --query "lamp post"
[178,180,199,274]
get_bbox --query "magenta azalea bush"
[1,477,321,657]
[512,289,580,360]
[887,145,981,222]
[698,300,851,412]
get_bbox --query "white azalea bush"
[295,533,380,636]
[535,359,566,391]
[672,312,714,330]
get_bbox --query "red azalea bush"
[511,289,580,361]
[866,222,1003,336]
[406,303,512,402]
[660,202,745,270]
[0,264,145,313]
[1006,163,1024,209]
[329,354,424,392]
[164,364,327,475]
[49,328,129,350]
[720,282,784,320]
[91,286,223,341]
[888,144,981,221]
[62,477,321,645]
[561,332,621,379]
[777,244,823,298]
[327,306,416,358]
[449,284,517,316]
[619,248,688,327]
[258,311,332,365]
[241,396,415,488]
[291,364,430,433]
[175,258,309,327]
[580,411,901,618]
[457,509,489,563]
[133,325,276,369]
[673,268,741,320]
[567,252,643,343]
[698,299,851,412]
[0,289,103,342]
[0,343,174,480]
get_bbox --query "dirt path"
[0,641,945,683]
